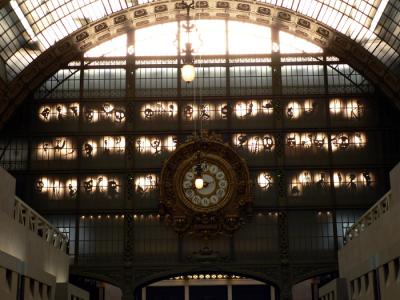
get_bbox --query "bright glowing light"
[36,137,76,160]
[286,133,300,147]
[195,177,204,190]
[127,45,135,55]
[233,134,275,152]
[141,102,178,120]
[345,99,364,119]
[331,132,366,151]
[333,172,343,187]
[181,64,196,82]
[135,174,158,193]
[299,171,312,184]
[136,136,177,154]
[182,103,228,121]
[38,103,79,122]
[35,177,78,199]
[330,98,343,115]
[257,172,273,189]
[353,133,364,148]
[286,102,301,119]
[304,99,315,113]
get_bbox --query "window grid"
[282,65,325,95]
[78,216,124,258]
[83,68,126,98]
[45,215,76,256]
[230,66,273,96]
[135,68,178,97]
[0,139,28,170]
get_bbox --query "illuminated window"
[34,177,77,200]
[82,136,125,158]
[83,103,126,123]
[35,138,77,160]
[141,102,178,120]
[234,100,273,118]
[286,133,328,150]
[286,99,316,119]
[331,133,366,151]
[345,99,364,119]
[135,136,177,154]
[82,175,120,198]
[257,172,273,190]
[289,171,330,196]
[286,101,301,119]
[182,103,228,121]
[330,98,364,119]
[134,174,158,194]
[233,134,275,152]
[333,171,374,189]
[38,103,79,122]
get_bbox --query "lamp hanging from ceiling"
[180,0,196,83]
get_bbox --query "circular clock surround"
[176,154,235,213]
[159,132,252,238]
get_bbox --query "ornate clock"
[160,132,252,238]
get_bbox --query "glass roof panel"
[84,34,127,57]
[228,21,271,55]
[135,22,178,56]
[0,0,398,79]
[280,31,323,54]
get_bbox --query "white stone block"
[0,167,16,217]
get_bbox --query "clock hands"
[202,179,215,188]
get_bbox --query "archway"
[134,270,280,300]
[0,0,399,127]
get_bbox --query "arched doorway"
[135,272,279,300]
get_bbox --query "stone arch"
[1,0,399,127]
[132,265,281,292]
[69,268,123,289]
[291,265,338,286]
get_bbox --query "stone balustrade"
[13,196,69,253]
[344,191,391,245]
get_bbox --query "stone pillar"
[184,279,189,300]
[270,286,276,300]
[0,167,16,217]
[141,287,146,300]
[227,279,232,300]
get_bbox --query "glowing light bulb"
[181,64,195,82]
[195,177,204,189]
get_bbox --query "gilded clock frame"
[175,153,235,213]
[159,132,252,238]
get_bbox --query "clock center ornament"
[160,131,252,239]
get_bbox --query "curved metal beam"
[132,265,281,290]
[0,0,399,127]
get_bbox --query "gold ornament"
[159,131,252,239]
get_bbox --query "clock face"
[160,133,252,238]
[182,162,229,210]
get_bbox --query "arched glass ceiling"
[84,20,322,57]
[0,0,399,80]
